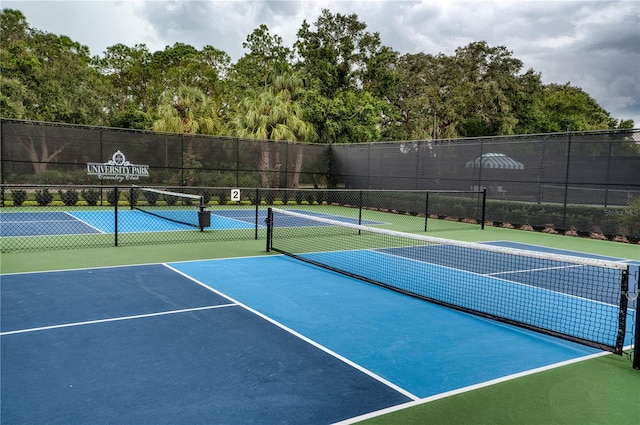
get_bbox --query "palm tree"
[153,85,220,155]
[231,73,316,188]
[152,85,221,185]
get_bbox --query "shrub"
[35,189,53,206]
[59,189,79,206]
[217,190,227,205]
[281,190,289,205]
[304,191,315,205]
[201,191,212,204]
[106,189,120,206]
[248,190,260,205]
[81,189,100,206]
[264,191,276,205]
[11,189,27,206]
[165,194,178,206]
[128,190,138,207]
[144,190,159,206]
[619,197,640,237]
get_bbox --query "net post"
[265,207,273,252]
[198,195,206,232]
[481,187,487,230]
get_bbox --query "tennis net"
[131,186,208,229]
[266,207,630,354]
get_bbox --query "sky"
[4,0,640,126]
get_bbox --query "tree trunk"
[259,144,271,187]
[273,144,281,188]
[287,143,304,188]
[20,128,69,173]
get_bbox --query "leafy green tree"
[382,53,440,141]
[150,43,230,97]
[294,9,391,143]
[443,42,540,137]
[0,75,27,118]
[1,8,109,173]
[295,9,368,96]
[526,83,617,133]
[93,43,155,128]
[232,24,292,90]
[1,9,107,124]
[0,9,30,118]
[304,89,383,144]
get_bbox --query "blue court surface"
[1,245,637,424]
[0,209,379,236]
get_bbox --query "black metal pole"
[424,191,430,232]
[481,187,487,230]
[199,196,205,232]
[265,207,273,252]
[358,190,363,226]
[562,127,572,231]
[634,303,640,369]
[114,186,119,247]
[255,188,259,240]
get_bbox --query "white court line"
[0,304,236,336]
[163,262,421,402]
[332,350,616,425]
[485,263,585,276]
[63,211,106,233]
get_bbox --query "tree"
[294,9,391,143]
[233,24,292,90]
[1,9,107,124]
[93,43,154,128]
[304,89,383,144]
[295,9,368,96]
[526,83,616,133]
[442,42,540,137]
[382,53,440,141]
[153,85,221,184]
[230,72,316,187]
[0,75,27,118]
[153,85,220,136]
[1,8,109,173]
[150,43,230,96]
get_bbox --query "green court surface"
[1,223,638,425]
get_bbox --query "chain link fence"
[0,185,486,252]
[1,119,639,244]
[329,131,640,240]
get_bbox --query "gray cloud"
[4,0,639,124]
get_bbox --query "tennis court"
[0,209,383,237]
[2,236,637,424]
